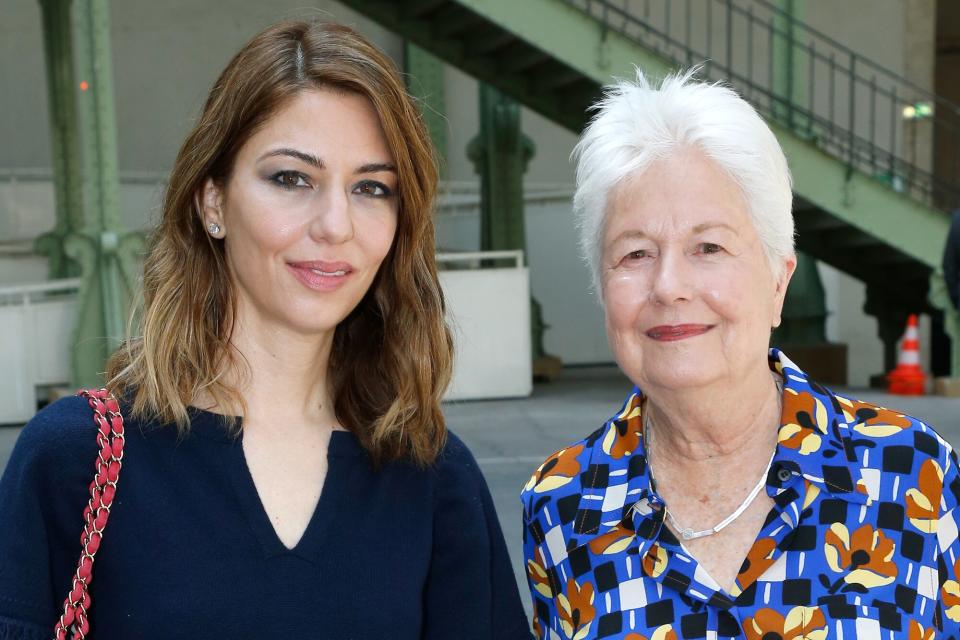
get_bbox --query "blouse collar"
[568,348,869,544]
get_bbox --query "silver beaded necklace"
[644,376,783,542]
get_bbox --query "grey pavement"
[2,366,959,616]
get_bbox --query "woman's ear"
[771,253,798,329]
[201,178,226,238]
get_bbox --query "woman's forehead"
[603,195,752,243]
[604,150,752,239]
[240,89,393,165]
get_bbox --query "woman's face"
[203,88,398,337]
[600,146,795,394]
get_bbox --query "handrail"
[751,0,959,109]
[0,278,81,297]
[0,167,169,185]
[567,0,960,213]
[0,278,82,306]
[436,250,525,268]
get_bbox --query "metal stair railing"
[567,0,960,213]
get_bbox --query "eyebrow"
[356,162,397,175]
[691,221,739,234]
[260,148,323,168]
[258,148,396,175]
[608,221,739,246]
[608,230,649,246]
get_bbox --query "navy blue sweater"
[0,396,531,639]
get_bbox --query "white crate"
[438,251,532,401]
[0,279,79,424]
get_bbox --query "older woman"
[522,70,960,640]
[0,21,529,639]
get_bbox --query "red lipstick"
[286,260,354,292]
[645,324,714,341]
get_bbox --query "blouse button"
[777,468,793,482]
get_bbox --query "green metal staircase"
[339,0,959,372]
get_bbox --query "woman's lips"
[286,261,354,292]
[645,324,714,341]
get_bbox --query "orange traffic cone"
[887,314,926,395]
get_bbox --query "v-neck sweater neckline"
[185,406,365,559]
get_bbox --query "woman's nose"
[309,187,354,244]
[649,250,693,305]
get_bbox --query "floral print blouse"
[521,349,960,640]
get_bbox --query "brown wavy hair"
[106,21,453,467]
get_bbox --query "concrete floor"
[2,365,959,615]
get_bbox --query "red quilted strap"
[53,389,125,640]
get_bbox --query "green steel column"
[467,85,534,254]
[404,42,447,174]
[771,0,806,131]
[60,0,143,387]
[466,85,554,362]
[864,285,911,385]
[930,272,960,377]
[35,0,84,278]
[773,252,827,345]
[772,0,826,347]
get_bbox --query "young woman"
[0,20,530,639]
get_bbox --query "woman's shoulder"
[433,430,474,465]
[20,395,99,440]
[830,390,951,457]
[368,430,487,497]
[829,390,960,508]
[8,395,101,473]
[519,428,600,525]
[519,388,643,523]
[429,430,486,488]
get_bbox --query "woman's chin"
[648,372,719,393]
[273,298,357,335]
[269,311,346,337]
[625,363,722,394]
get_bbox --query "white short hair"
[572,67,795,292]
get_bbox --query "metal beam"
[777,120,948,269]
[36,0,143,387]
[434,7,484,38]
[35,0,84,279]
[404,42,448,174]
[448,0,949,267]
[465,28,514,57]
[455,0,672,87]
[466,85,555,363]
[496,44,550,74]
[468,85,534,255]
[405,0,447,18]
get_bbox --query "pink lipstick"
[645,324,714,341]
[286,260,354,292]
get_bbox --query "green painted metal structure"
[338,0,960,376]
[36,0,142,388]
[32,0,960,383]
[769,0,829,346]
[35,0,84,281]
[467,86,535,258]
[465,85,553,359]
[404,42,449,173]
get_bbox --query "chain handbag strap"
[52,389,126,640]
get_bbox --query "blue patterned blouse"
[521,349,960,640]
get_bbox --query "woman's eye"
[353,180,392,198]
[270,171,310,189]
[625,249,647,260]
[699,242,723,254]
